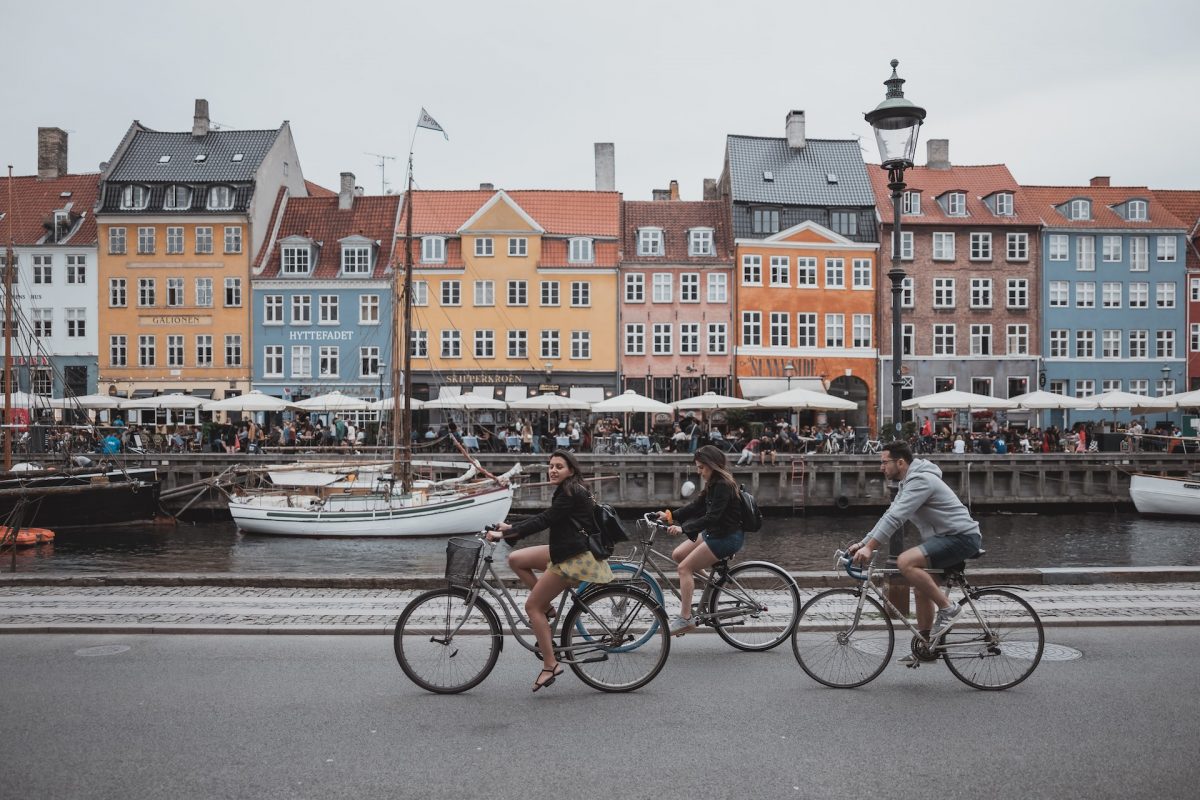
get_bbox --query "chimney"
[1090,176,1111,187]
[339,172,355,210]
[652,189,670,201]
[594,142,615,191]
[192,99,210,137]
[669,180,680,201]
[37,127,68,179]
[702,178,718,201]
[479,182,494,191]
[785,110,806,150]
[926,139,950,169]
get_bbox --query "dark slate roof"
[107,127,281,183]
[726,135,875,207]
[98,182,254,214]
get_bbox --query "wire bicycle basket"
[445,537,484,588]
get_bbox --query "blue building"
[251,174,401,407]
[1026,179,1188,425]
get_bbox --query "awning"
[469,387,498,399]
[569,387,605,403]
[190,389,215,399]
[738,377,825,400]
[437,386,463,399]
[504,386,528,402]
[131,389,155,399]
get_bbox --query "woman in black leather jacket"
[656,445,745,636]
[488,449,612,691]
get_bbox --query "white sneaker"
[931,602,963,640]
[667,616,695,636]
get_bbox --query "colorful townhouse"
[250,173,401,407]
[95,100,306,420]
[619,191,734,402]
[0,128,99,406]
[869,141,1042,428]
[1023,178,1188,424]
[397,187,621,408]
[1152,189,1200,394]
[718,110,880,429]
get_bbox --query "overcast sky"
[5,0,1199,201]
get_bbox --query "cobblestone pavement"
[1,582,1197,633]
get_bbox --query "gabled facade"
[1024,177,1187,423]
[1152,189,1200,393]
[619,196,734,402]
[869,143,1041,428]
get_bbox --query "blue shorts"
[702,530,745,560]
[919,533,982,569]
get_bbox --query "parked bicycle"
[582,514,801,651]
[859,438,882,455]
[791,548,1043,690]
[394,530,671,694]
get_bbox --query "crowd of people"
[911,416,1188,455]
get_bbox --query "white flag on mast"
[417,108,448,140]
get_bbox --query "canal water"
[4,511,1198,575]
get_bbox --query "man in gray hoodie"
[850,441,982,654]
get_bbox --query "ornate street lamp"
[784,361,794,390]
[866,59,926,435]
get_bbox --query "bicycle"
[791,549,1043,690]
[859,438,882,455]
[394,530,671,694]
[584,514,801,651]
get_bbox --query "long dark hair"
[549,449,587,495]
[694,445,738,497]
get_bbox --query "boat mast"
[4,166,14,472]
[395,155,416,493]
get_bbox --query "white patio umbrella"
[508,393,592,411]
[47,393,124,410]
[902,390,1017,411]
[591,390,674,414]
[1,391,52,409]
[753,387,857,411]
[673,391,754,411]
[203,390,298,413]
[1085,390,1173,413]
[1157,388,1200,409]
[1009,390,1096,411]
[121,392,207,410]
[293,391,374,412]
[367,396,425,411]
[422,393,507,411]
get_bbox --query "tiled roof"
[725,135,874,207]
[256,194,403,280]
[868,164,1040,227]
[107,125,281,182]
[397,190,621,238]
[1021,185,1187,230]
[621,200,733,263]
[1152,189,1200,235]
[0,172,100,246]
[305,180,337,198]
[98,182,254,215]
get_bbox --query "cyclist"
[486,449,612,692]
[849,441,982,662]
[656,445,745,635]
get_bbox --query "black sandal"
[532,665,563,692]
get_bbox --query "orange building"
[734,221,879,429]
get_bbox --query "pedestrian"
[736,436,760,466]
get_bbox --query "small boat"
[1,527,55,547]
[1129,473,1200,517]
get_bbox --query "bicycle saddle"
[942,549,985,575]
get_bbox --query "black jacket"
[507,483,594,563]
[673,480,741,539]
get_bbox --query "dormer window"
[421,236,446,263]
[689,228,714,256]
[163,185,192,211]
[638,228,664,256]
[120,185,150,210]
[902,191,921,215]
[341,243,372,274]
[281,244,312,275]
[946,192,966,216]
[568,237,594,263]
[207,186,235,210]
[1070,199,1091,220]
[994,192,1014,216]
[1127,200,1148,221]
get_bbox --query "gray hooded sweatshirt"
[863,459,982,546]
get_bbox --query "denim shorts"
[919,533,983,569]
[702,530,745,560]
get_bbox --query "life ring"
[834,496,851,510]
[3,527,56,546]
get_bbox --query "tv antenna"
[365,152,397,194]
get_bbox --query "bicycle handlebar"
[834,548,872,581]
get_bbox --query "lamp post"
[784,361,794,390]
[866,59,926,436]
[378,362,387,401]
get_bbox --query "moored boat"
[1129,473,1200,517]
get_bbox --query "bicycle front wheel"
[576,562,665,652]
[394,587,502,694]
[942,589,1043,691]
[791,589,893,688]
[560,584,670,693]
[708,561,800,651]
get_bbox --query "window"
[652,323,673,354]
[291,346,312,378]
[680,323,700,355]
[196,335,213,367]
[421,237,445,263]
[167,277,184,307]
[707,272,727,302]
[1049,379,1067,395]
[707,323,727,355]
[970,278,993,309]
[1103,379,1122,394]
[342,246,371,274]
[474,237,494,257]
[166,226,184,254]
[797,313,817,347]
[108,227,127,255]
[1049,329,1069,358]
[1192,277,1200,302]
[970,232,992,260]
[264,346,283,377]
[970,324,992,355]
[824,313,845,348]
[824,258,845,288]
[291,295,311,324]
[1007,324,1029,355]
[624,273,644,302]
[741,312,761,346]
[410,330,428,358]
[769,256,789,287]
[933,324,956,355]
[412,281,428,306]
[1048,234,1069,260]
[570,331,590,359]
[995,193,1014,216]
[441,280,461,306]
[167,335,184,367]
[540,280,559,306]
[1007,278,1028,309]
[32,255,52,284]
[66,254,88,284]
[831,211,857,236]
[852,314,872,348]
[138,278,156,307]
[852,259,872,289]
[207,186,235,210]
[319,295,339,324]
[508,237,528,257]
[1076,329,1095,358]
[890,231,914,260]
[1070,199,1090,220]
[359,347,381,378]
[901,276,914,308]
[1129,330,1148,359]
[796,257,817,288]
[195,226,213,254]
[624,323,645,355]
[933,277,955,308]
[224,226,242,254]
[1076,282,1095,309]
[1130,237,1149,271]
[1102,282,1122,308]
[224,277,241,307]
[441,330,461,358]
[680,273,699,302]
[109,278,127,307]
[1127,200,1148,221]
[1102,330,1122,359]
[110,335,127,367]
[1193,324,1200,353]
[1158,236,1177,262]
[903,191,921,215]
[1157,377,1176,397]
[359,294,379,324]
[1007,233,1028,260]
[769,313,789,347]
[1156,330,1176,358]
[1074,380,1095,398]
[541,330,560,359]
[137,226,155,254]
[926,231,955,260]
[508,330,527,359]
[1129,282,1149,308]
[741,255,762,285]
[652,273,672,303]
[901,324,914,356]
[32,308,52,338]
[474,330,495,359]
[1049,280,1069,307]
[473,280,495,306]
[946,192,966,215]
[571,281,590,307]
[1130,379,1148,395]
[138,335,156,367]
[195,277,212,307]
[282,246,311,274]
[120,185,150,210]
[66,308,85,338]
[1077,236,1095,270]
[637,229,664,256]
[1103,236,1122,262]
[1156,283,1176,309]
[751,208,780,234]
[568,238,593,263]
[689,229,714,256]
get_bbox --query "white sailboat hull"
[1129,473,1200,517]
[229,485,514,537]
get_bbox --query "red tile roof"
[397,190,621,237]
[867,164,1040,226]
[1021,185,1186,230]
[621,200,733,263]
[256,194,403,279]
[0,172,100,245]
[1152,189,1200,235]
[305,180,337,198]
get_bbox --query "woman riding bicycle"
[487,449,612,691]
[655,445,744,636]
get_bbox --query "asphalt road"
[2,628,1197,800]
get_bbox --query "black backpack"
[583,498,629,560]
[739,485,763,533]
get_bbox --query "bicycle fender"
[967,585,1030,595]
[716,560,800,588]
[575,582,663,611]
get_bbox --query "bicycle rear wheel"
[394,587,502,694]
[560,584,670,692]
[791,589,893,688]
[708,561,800,651]
[576,562,664,652]
[942,589,1043,690]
